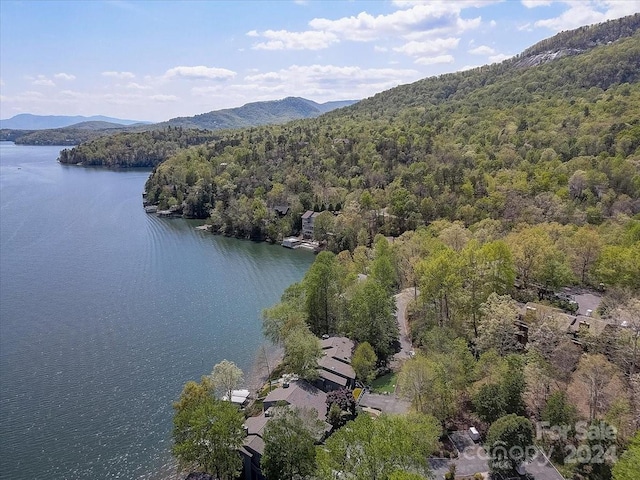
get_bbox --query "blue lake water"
[0,142,314,479]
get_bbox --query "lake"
[0,142,314,479]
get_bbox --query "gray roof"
[302,210,315,219]
[244,414,269,436]
[264,380,328,418]
[318,355,356,380]
[321,336,354,363]
[319,368,349,387]
[243,434,265,456]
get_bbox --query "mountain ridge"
[158,97,357,130]
[0,114,149,130]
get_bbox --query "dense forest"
[150,15,640,480]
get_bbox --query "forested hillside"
[160,97,356,130]
[58,127,220,167]
[138,33,637,240]
[157,16,640,480]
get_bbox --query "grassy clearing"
[370,372,397,394]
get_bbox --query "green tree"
[473,383,508,424]
[417,246,464,329]
[262,283,307,345]
[370,235,398,294]
[313,210,335,243]
[303,251,340,335]
[613,430,640,480]
[283,325,322,380]
[476,293,523,356]
[539,390,578,465]
[261,407,323,480]
[347,278,398,363]
[316,413,440,480]
[172,377,245,479]
[211,360,243,403]
[352,341,378,384]
[485,414,535,475]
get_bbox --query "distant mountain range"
[1,97,358,145]
[159,97,357,130]
[0,114,149,130]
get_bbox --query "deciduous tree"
[261,407,323,480]
[486,414,535,475]
[211,360,243,403]
[172,377,245,479]
[352,341,377,384]
[316,413,440,480]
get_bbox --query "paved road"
[393,287,417,363]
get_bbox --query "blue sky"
[1,0,638,122]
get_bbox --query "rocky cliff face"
[513,48,584,68]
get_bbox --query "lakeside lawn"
[370,372,397,394]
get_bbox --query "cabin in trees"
[241,380,330,480]
[517,302,617,346]
[301,210,319,239]
[272,205,289,217]
[316,336,356,392]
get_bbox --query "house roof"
[319,355,356,380]
[243,434,265,456]
[319,368,349,387]
[571,316,614,336]
[321,336,354,363]
[244,414,269,436]
[222,389,250,404]
[302,210,315,219]
[264,380,328,418]
[273,205,289,215]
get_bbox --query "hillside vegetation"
[160,97,356,130]
[155,16,640,480]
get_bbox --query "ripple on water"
[0,144,314,479]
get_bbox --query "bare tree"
[211,360,244,403]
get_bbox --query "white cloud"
[31,75,55,86]
[54,73,76,81]
[394,37,460,56]
[211,64,421,103]
[489,19,497,27]
[244,71,283,82]
[521,0,552,7]
[535,1,640,32]
[0,78,5,86]
[309,4,477,42]
[164,65,236,80]
[124,82,151,90]
[246,2,485,52]
[469,45,496,55]
[102,71,135,79]
[251,30,339,50]
[150,94,179,102]
[414,54,455,65]
[374,45,389,53]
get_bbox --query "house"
[301,210,319,239]
[221,389,250,407]
[240,380,330,480]
[272,205,289,216]
[315,336,356,391]
[518,302,616,346]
